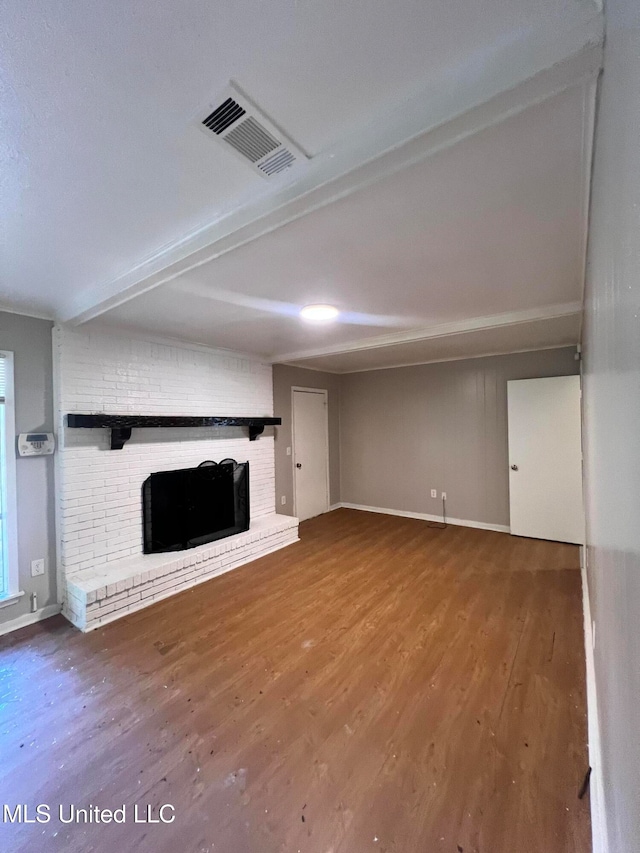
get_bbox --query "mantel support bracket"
[111,427,133,450]
[249,424,265,441]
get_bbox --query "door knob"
[511,464,518,471]
[296,463,302,469]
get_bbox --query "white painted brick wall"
[54,326,281,601]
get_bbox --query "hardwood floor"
[0,509,590,853]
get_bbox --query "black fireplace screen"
[142,459,249,554]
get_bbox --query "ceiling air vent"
[258,148,296,176]
[225,117,279,163]
[202,98,246,134]
[196,84,309,180]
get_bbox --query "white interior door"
[507,375,584,543]
[292,388,329,521]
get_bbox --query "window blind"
[0,354,5,402]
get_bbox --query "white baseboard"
[581,555,609,853]
[0,604,62,638]
[333,502,510,534]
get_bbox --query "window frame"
[0,350,21,606]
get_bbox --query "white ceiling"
[0,0,602,369]
[95,83,590,356]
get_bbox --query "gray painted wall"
[582,0,640,848]
[339,348,578,528]
[272,364,341,515]
[0,312,56,626]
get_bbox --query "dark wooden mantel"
[66,414,281,449]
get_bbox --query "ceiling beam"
[288,343,581,376]
[60,12,603,326]
[270,303,584,364]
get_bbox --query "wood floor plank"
[0,509,590,852]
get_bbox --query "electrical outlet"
[286,446,291,456]
[281,495,286,505]
[430,489,437,498]
[31,558,45,577]
[441,492,447,501]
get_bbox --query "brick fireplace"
[53,326,298,631]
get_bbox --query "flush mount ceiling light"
[300,304,340,322]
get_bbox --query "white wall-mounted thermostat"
[18,433,56,456]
